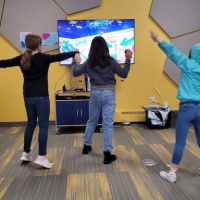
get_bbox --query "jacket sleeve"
[158,40,191,71]
[47,52,78,63]
[0,56,21,68]
[72,60,88,77]
[112,58,130,78]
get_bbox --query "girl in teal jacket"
[150,31,200,183]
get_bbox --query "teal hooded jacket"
[159,41,200,101]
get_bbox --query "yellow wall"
[0,0,179,122]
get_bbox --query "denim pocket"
[179,103,196,119]
[103,91,116,105]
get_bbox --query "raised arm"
[47,52,78,63]
[150,31,162,44]
[150,31,190,71]
[0,56,21,68]
[72,56,88,77]
[113,49,132,78]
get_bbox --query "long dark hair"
[88,36,111,68]
[21,33,42,70]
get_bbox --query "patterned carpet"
[0,124,200,200]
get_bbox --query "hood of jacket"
[92,66,109,74]
[190,43,200,63]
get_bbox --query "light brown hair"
[21,33,42,70]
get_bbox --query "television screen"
[57,19,135,65]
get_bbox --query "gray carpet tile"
[0,124,200,200]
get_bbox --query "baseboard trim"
[0,121,144,127]
[0,121,55,127]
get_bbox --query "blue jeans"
[84,90,116,152]
[172,101,200,165]
[24,97,50,156]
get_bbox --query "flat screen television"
[57,19,135,65]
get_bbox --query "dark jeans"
[24,96,50,156]
[172,101,200,164]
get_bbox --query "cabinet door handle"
[77,110,78,116]
[81,109,82,116]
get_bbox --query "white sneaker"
[20,152,32,161]
[34,156,53,169]
[160,170,177,183]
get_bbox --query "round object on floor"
[141,159,157,166]
[121,121,131,125]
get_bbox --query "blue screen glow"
[58,19,135,65]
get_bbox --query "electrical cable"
[54,67,69,91]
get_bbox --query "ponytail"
[20,33,42,70]
[21,50,32,70]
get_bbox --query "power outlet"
[150,96,156,103]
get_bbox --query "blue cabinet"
[55,92,102,134]
[79,101,89,124]
[56,100,89,126]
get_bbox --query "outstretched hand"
[74,53,81,66]
[125,49,133,59]
[150,31,161,43]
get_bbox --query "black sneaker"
[103,151,117,164]
[82,144,92,154]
